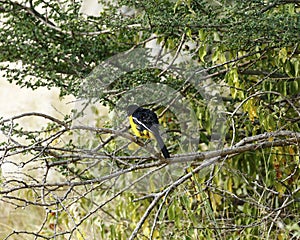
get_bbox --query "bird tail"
[152,128,170,158]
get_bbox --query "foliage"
[0,0,300,239]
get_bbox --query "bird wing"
[132,116,151,131]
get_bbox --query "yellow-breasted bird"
[127,104,170,158]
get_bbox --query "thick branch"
[0,130,299,194]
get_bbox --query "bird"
[127,104,170,158]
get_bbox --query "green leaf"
[198,29,207,41]
[198,44,207,62]
[279,47,288,63]
[291,58,299,77]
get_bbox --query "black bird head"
[127,104,140,116]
